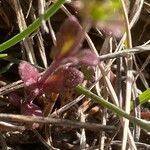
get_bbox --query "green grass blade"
[139,88,150,105]
[0,54,8,58]
[75,85,150,132]
[131,88,150,110]
[0,0,65,52]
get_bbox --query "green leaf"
[139,88,150,105]
[131,88,150,110]
[0,54,8,58]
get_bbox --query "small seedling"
[8,16,98,128]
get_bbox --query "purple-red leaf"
[18,61,40,98]
[43,67,84,94]
[21,102,42,116]
[78,49,99,66]
[54,16,82,59]
[19,61,40,88]
[43,67,65,93]
[63,67,84,88]
[21,101,43,129]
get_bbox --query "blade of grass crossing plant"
[75,85,150,132]
[120,0,133,149]
[0,0,65,52]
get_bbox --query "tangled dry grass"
[0,0,150,149]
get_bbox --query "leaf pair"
[9,16,99,128]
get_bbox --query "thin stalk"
[120,0,134,149]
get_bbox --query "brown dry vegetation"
[0,0,150,150]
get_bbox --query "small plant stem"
[75,85,150,132]
[120,0,134,149]
[0,0,65,52]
